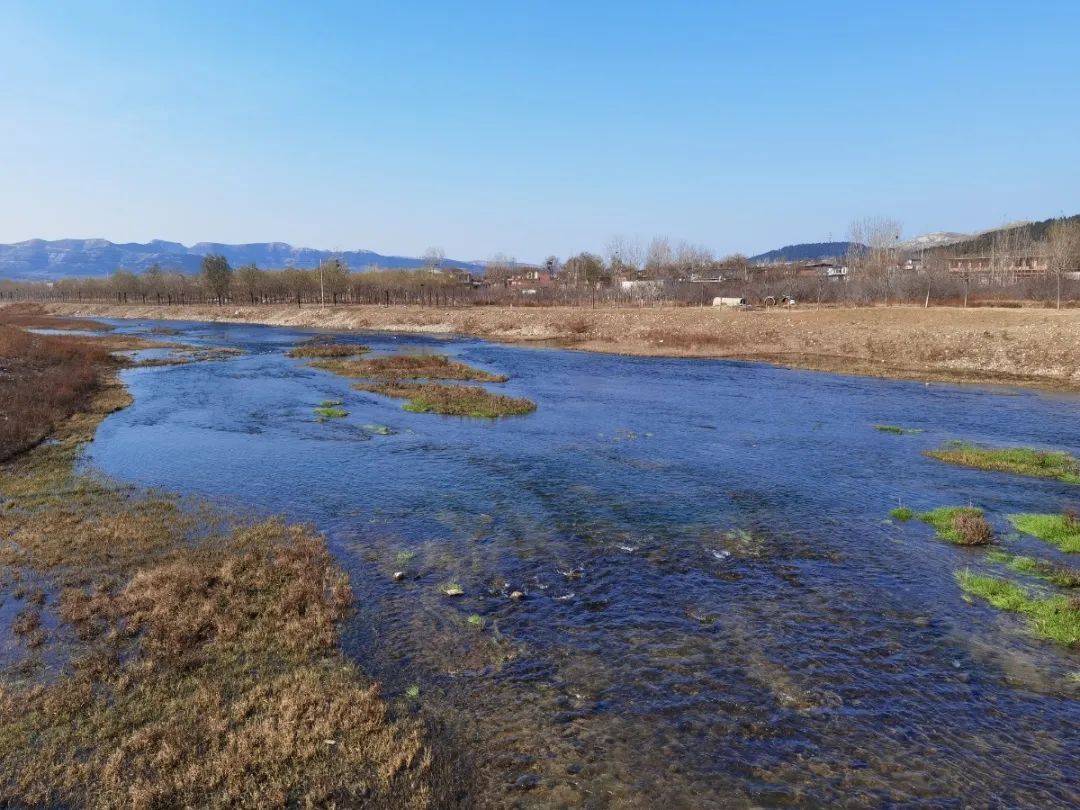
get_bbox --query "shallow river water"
[85,318,1079,808]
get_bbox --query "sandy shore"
[36,301,1080,391]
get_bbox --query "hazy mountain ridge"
[928,215,1080,256]
[749,242,861,263]
[0,239,484,280]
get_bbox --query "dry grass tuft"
[951,510,994,546]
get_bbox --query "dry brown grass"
[0,520,437,808]
[357,382,536,417]
[0,322,117,462]
[316,353,508,382]
[38,302,1080,390]
[286,340,370,359]
[0,364,449,807]
[0,302,113,332]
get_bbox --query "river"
[84,318,1080,808]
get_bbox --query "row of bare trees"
[2,220,1078,309]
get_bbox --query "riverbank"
[35,302,1080,390]
[0,320,448,807]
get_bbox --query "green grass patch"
[955,569,1080,646]
[987,551,1080,587]
[917,506,993,545]
[1008,513,1080,553]
[890,506,915,522]
[357,382,536,418]
[924,443,1080,484]
[874,424,923,435]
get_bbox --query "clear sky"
[2,1,1078,261]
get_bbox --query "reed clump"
[918,506,994,546]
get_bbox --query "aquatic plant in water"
[874,424,923,435]
[1007,512,1080,553]
[890,506,915,522]
[314,400,348,420]
[917,506,993,546]
[924,443,1080,484]
[986,551,1080,588]
[955,569,1080,646]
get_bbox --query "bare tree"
[605,236,643,279]
[422,247,445,272]
[485,253,517,284]
[1045,218,1080,309]
[644,237,675,279]
[849,216,902,303]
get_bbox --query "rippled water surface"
[86,319,1080,807]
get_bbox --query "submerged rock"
[509,590,525,601]
[511,774,540,791]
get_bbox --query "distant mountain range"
[0,239,485,280]
[749,242,861,263]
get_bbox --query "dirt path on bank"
[32,301,1080,391]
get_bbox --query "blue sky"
[1,1,1078,261]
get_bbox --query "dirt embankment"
[36,301,1080,390]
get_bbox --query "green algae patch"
[917,506,993,546]
[955,570,1080,647]
[890,506,915,522]
[314,400,348,420]
[315,353,508,383]
[357,382,536,418]
[987,551,1080,588]
[1008,513,1080,553]
[874,424,923,435]
[924,443,1080,484]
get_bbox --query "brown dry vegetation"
[286,340,370,359]
[0,302,113,332]
[357,382,536,418]
[39,302,1080,390]
[316,353,509,382]
[0,321,117,462]
[0,337,450,806]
